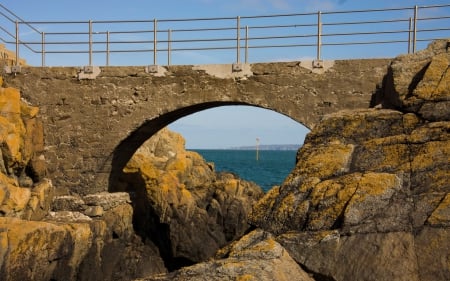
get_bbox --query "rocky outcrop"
[0,199,166,281]
[0,77,48,219]
[248,39,450,280]
[138,229,314,281]
[0,79,166,281]
[114,127,264,270]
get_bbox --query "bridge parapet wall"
[3,59,390,194]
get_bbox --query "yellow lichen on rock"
[236,274,257,281]
[414,53,450,100]
[296,142,354,179]
[411,140,450,172]
[307,175,359,230]
[20,102,39,119]
[427,193,450,226]
[0,185,31,216]
[343,172,402,225]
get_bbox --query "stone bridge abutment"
[3,59,390,194]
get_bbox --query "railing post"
[153,18,157,65]
[168,29,172,66]
[316,11,322,61]
[408,17,412,54]
[106,31,110,66]
[15,20,19,66]
[236,16,241,64]
[41,32,45,67]
[245,25,249,63]
[412,5,418,54]
[88,20,93,66]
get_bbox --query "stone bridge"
[4,59,390,194]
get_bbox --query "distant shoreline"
[191,144,302,151]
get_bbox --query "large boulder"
[114,127,264,270]
[379,39,450,120]
[249,39,450,281]
[0,193,167,281]
[138,229,314,281]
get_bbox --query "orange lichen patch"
[0,185,31,213]
[408,122,450,143]
[312,109,405,142]
[249,186,280,222]
[414,53,450,100]
[251,238,278,252]
[158,172,180,195]
[0,115,24,165]
[124,153,160,182]
[353,172,401,201]
[223,179,239,195]
[236,274,257,281]
[296,176,321,193]
[297,142,354,179]
[427,193,450,226]
[307,174,360,230]
[62,223,93,268]
[411,140,450,172]
[19,102,39,119]
[273,192,297,222]
[354,139,410,172]
[165,153,190,172]
[0,87,21,115]
[402,113,420,132]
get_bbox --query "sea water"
[192,149,298,192]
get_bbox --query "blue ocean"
[192,149,298,192]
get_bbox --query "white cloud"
[303,0,336,12]
[268,0,291,10]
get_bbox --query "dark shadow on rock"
[113,169,193,271]
[369,66,398,110]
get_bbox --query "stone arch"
[3,61,388,194]
[108,101,310,191]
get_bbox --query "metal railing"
[1,4,450,67]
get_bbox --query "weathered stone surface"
[139,229,314,281]
[382,39,450,118]
[277,231,420,281]
[415,227,450,280]
[3,58,389,194]
[83,192,131,211]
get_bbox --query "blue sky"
[1,0,449,149]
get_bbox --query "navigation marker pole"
[256,138,260,161]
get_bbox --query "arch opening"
[108,102,310,271]
[169,105,310,192]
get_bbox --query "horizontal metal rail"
[0,4,449,67]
